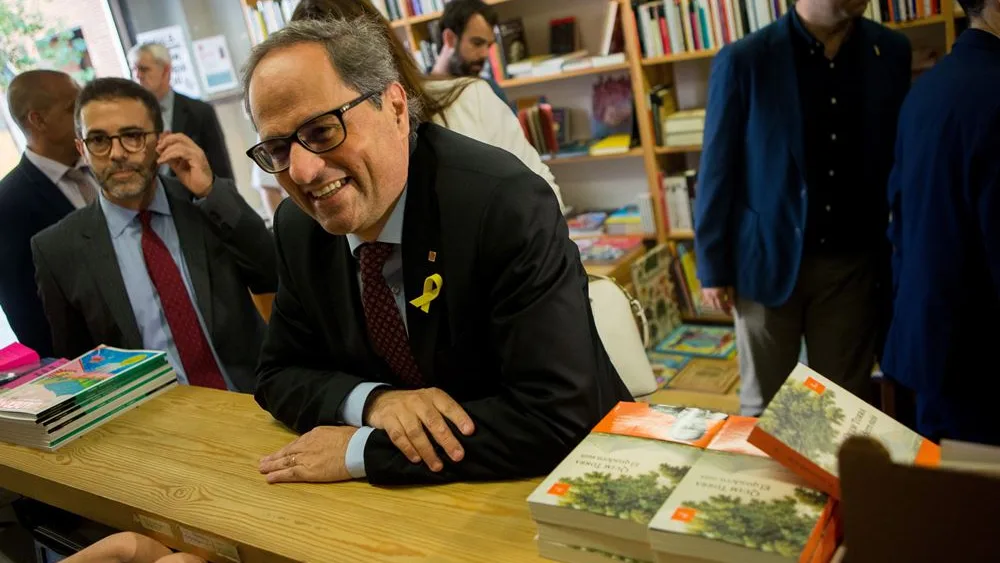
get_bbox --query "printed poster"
[192,35,238,94]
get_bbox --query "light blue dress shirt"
[99,179,233,390]
[340,187,408,479]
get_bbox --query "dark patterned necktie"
[358,242,424,387]
[139,210,227,390]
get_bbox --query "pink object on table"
[0,343,40,372]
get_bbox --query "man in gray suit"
[31,77,276,392]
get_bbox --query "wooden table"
[0,386,546,563]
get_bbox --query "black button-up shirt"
[791,8,869,255]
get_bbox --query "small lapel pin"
[428,250,437,263]
[874,45,880,56]
[410,274,443,313]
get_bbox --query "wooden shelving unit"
[681,312,734,324]
[498,62,632,88]
[642,49,718,66]
[655,145,702,155]
[239,0,958,315]
[545,148,643,166]
[885,13,948,29]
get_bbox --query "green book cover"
[648,451,830,563]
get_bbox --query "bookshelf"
[545,148,643,165]
[497,61,632,88]
[240,0,957,243]
[240,0,957,321]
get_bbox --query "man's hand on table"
[364,388,475,473]
[259,426,357,483]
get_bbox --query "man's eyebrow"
[83,125,146,137]
[259,108,336,141]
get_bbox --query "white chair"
[588,275,658,399]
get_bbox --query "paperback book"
[748,363,941,499]
[0,346,177,450]
[528,402,707,546]
[648,450,832,563]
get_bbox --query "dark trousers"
[734,252,879,415]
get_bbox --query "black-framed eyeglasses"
[246,91,378,174]
[82,131,158,156]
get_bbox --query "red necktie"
[139,210,227,390]
[358,242,424,387]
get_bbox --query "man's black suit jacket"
[171,91,234,180]
[0,155,75,356]
[256,123,630,485]
[31,176,278,392]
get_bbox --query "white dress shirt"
[23,149,98,209]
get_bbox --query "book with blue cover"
[0,346,177,451]
[655,324,736,359]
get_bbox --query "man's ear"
[442,28,459,49]
[74,138,86,158]
[385,82,409,140]
[26,110,44,132]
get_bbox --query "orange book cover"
[592,401,728,449]
[705,415,768,457]
[748,363,941,500]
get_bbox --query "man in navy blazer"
[883,5,1000,444]
[0,70,98,356]
[694,0,911,415]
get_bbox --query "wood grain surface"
[0,386,546,563]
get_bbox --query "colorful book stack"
[529,363,940,562]
[0,346,177,451]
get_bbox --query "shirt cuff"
[339,381,389,427]
[345,426,374,479]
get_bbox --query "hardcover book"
[668,359,739,395]
[647,353,690,388]
[748,363,941,499]
[655,325,736,359]
[630,245,682,348]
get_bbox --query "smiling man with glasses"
[245,17,628,487]
[30,77,278,393]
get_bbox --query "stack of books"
[528,362,941,562]
[0,346,177,451]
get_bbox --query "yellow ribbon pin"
[409,274,443,313]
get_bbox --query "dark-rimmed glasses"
[246,91,377,174]
[82,131,158,156]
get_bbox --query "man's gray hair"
[240,17,422,137]
[128,42,171,66]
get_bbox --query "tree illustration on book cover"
[680,487,824,557]
[558,462,691,524]
[757,379,846,472]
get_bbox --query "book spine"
[748,425,842,499]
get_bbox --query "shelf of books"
[239,0,955,326]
